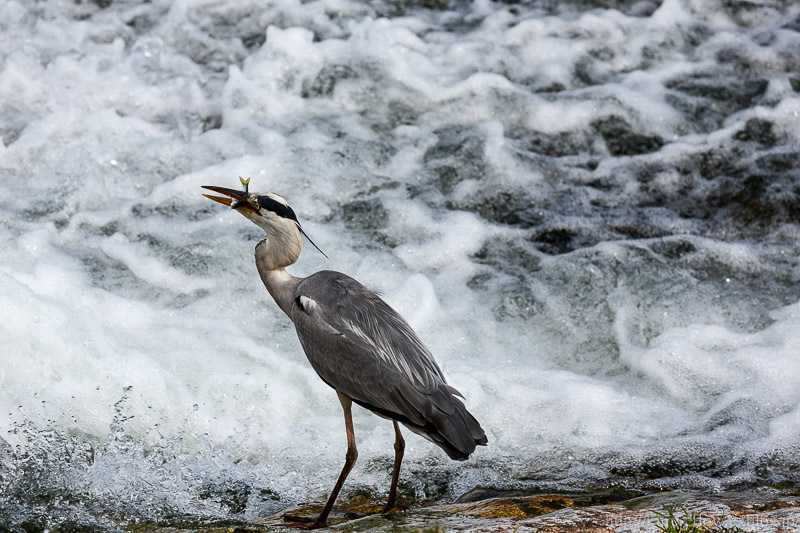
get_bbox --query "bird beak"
[201,185,259,211]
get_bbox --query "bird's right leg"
[284,392,357,529]
[383,420,405,513]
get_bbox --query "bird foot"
[283,514,327,529]
[382,503,406,514]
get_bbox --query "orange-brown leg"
[285,392,358,529]
[383,420,405,513]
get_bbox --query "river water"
[1,0,799,530]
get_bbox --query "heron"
[202,180,487,529]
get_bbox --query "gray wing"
[291,270,487,460]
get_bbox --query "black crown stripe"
[256,196,299,223]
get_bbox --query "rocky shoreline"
[144,490,800,532]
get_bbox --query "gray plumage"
[292,270,487,460]
[202,183,487,528]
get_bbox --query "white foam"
[1,0,800,525]
[99,233,213,293]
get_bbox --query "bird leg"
[383,420,405,513]
[284,392,357,529]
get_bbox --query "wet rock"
[579,141,800,241]
[706,152,800,230]
[386,100,418,128]
[127,14,157,34]
[340,488,393,516]
[375,0,456,18]
[530,227,583,255]
[421,125,487,194]
[514,130,593,158]
[735,118,777,145]
[198,481,280,515]
[665,76,768,131]
[163,490,800,532]
[200,112,224,132]
[592,116,664,157]
[436,494,574,519]
[241,31,266,49]
[534,82,567,93]
[649,239,697,260]
[302,65,360,98]
[691,146,742,180]
[340,197,389,231]
[423,126,485,168]
[0,120,26,146]
[720,0,788,28]
[574,56,605,86]
[496,206,546,229]
[495,0,662,17]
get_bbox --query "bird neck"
[254,225,302,271]
[257,267,301,318]
[255,235,302,318]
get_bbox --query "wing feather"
[290,270,487,460]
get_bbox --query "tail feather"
[348,380,488,461]
[351,392,488,460]
[405,395,488,461]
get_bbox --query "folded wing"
[291,270,487,460]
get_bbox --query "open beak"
[201,185,257,211]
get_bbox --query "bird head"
[202,179,326,258]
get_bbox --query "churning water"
[1,0,800,529]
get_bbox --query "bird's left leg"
[285,392,358,529]
[316,392,358,525]
[383,420,405,513]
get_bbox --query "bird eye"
[247,198,260,210]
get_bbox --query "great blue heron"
[202,181,488,528]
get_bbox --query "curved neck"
[258,267,300,318]
[255,234,303,318]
